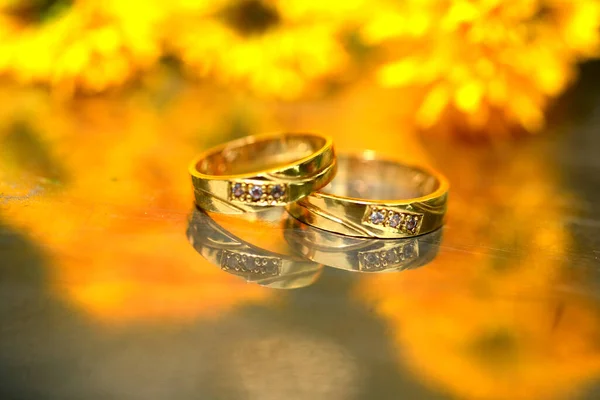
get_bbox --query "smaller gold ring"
[287,153,449,238]
[189,132,336,214]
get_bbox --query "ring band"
[189,132,336,214]
[287,153,449,238]
[187,208,323,289]
[284,217,443,272]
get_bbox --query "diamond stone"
[406,217,417,231]
[266,260,279,275]
[384,250,397,263]
[389,213,401,228]
[403,244,416,259]
[365,253,379,267]
[232,183,244,198]
[249,185,263,201]
[243,260,255,272]
[223,256,237,269]
[270,184,285,199]
[225,254,242,270]
[370,211,385,224]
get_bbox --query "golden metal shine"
[287,153,449,239]
[189,132,336,214]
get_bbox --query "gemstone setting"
[270,184,285,199]
[232,183,245,198]
[220,250,282,277]
[406,216,417,231]
[362,206,423,235]
[249,185,263,201]
[228,181,288,205]
[370,211,385,225]
[358,241,419,271]
[388,213,401,228]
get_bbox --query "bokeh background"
[2,1,600,400]
[0,0,599,135]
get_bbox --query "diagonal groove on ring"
[195,188,247,213]
[410,200,447,215]
[265,161,336,183]
[300,202,378,238]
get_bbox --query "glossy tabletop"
[1,63,600,400]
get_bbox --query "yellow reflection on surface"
[0,60,599,399]
[0,83,279,324]
[356,144,600,399]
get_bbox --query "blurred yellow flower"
[364,0,600,135]
[0,0,161,94]
[0,0,598,135]
[166,0,351,99]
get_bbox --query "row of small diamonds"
[220,250,281,275]
[359,243,418,270]
[368,207,420,233]
[231,182,286,203]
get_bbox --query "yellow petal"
[417,84,450,128]
[454,81,483,113]
[377,58,420,87]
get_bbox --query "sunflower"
[363,0,600,135]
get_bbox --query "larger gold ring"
[189,132,336,214]
[287,153,449,238]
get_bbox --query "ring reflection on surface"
[187,208,323,289]
[284,217,443,273]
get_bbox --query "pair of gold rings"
[189,132,448,239]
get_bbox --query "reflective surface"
[1,62,600,400]
[284,216,443,273]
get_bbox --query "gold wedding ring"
[189,132,336,214]
[287,153,448,239]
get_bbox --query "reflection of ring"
[287,153,448,238]
[189,132,336,214]
[186,208,323,289]
[284,217,443,273]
